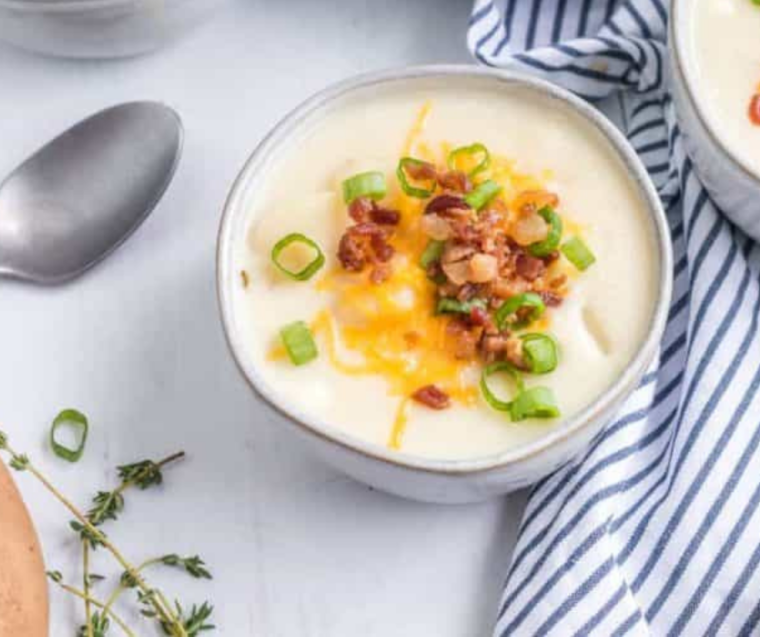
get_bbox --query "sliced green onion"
[480,362,524,412]
[436,297,487,315]
[50,409,88,462]
[341,171,387,204]
[463,180,502,210]
[271,233,325,281]
[528,207,563,257]
[280,321,318,366]
[419,240,446,269]
[397,158,437,199]
[447,143,491,177]
[495,292,546,330]
[520,333,559,374]
[510,386,560,421]
[561,236,596,271]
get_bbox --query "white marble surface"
[0,2,624,635]
[0,2,527,636]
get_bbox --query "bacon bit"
[370,234,396,263]
[446,319,483,359]
[425,194,471,215]
[348,197,373,222]
[515,253,546,281]
[337,221,394,272]
[370,206,401,225]
[512,189,560,214]
[457,282,479,301]
[470,305,497,333]
[543,250,561,264]
[370,233,394,262]
[412,384,451,410]
[404,160,437,181]
[480,333,510,363]
[437,169,472,193]
[338,232,367,271]
[350,222,387,237]
[370,263,392,284]
[470,305,489,326]
[457,328,482,359]
[240,270,250,288]
[449,220,481,243]
[750,94,760,126]
[540,291,563,307]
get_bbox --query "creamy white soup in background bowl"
[671,0,760,239]
[217,66,672,503]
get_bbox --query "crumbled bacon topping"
[337,201,399,278]
[425,194,471,215]
[515,253,545,281]
[336,166,570,369]
[437,169,472,193]
[370,206,401,226]
[412,384,451,410]
[402,160,471,193]
[422,183,568,365]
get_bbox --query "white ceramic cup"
[216,66,673,504]
[670,0,760,240]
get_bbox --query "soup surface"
[233,78,658,460]
[688,0,760,176]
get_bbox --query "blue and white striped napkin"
[468,1,760,635]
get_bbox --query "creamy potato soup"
[234,79,658,460]
[688,0,760,176]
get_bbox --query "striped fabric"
[468,2,760,636]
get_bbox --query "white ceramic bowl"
[217,66,673,504]
[0,0,224,58]
[670,0,760,240]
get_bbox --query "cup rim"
[670,0,760,184]
[216,64,673,476]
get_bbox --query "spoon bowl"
[0,102,183,284]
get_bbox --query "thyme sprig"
[47,571,134,637]
[0,431,214,637]
[121,554,212,588]
[148,600,215,636]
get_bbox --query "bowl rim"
[670,0,760,184]
[216,64,673,476]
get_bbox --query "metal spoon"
[0,102,183,284]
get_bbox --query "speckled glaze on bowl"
[669,0,760,240]
[217,66,673,504]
